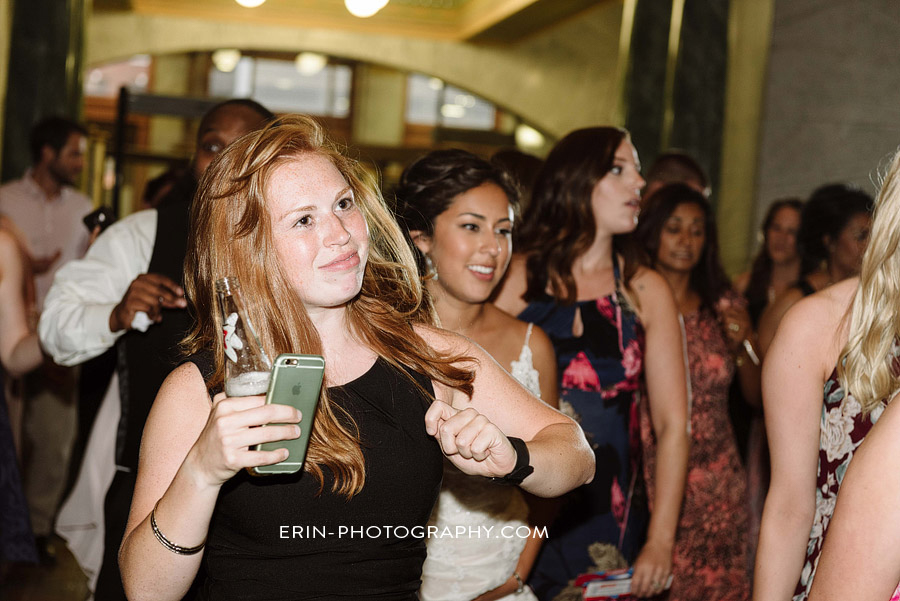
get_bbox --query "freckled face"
[415,182,513,305]
[266,154,369,313]
[591,139,646,236]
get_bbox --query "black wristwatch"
[488,437,534,486]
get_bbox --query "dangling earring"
[425,255,439,281]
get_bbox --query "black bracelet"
[150,500,206,556]
[488,437,534,486]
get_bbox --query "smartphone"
[82,206,116,233]
[249,353,325,476]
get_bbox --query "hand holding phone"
[250,353,325,476]
[82,206,116,233]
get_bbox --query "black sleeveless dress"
[188,354,443,601]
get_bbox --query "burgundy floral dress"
[641,302,750,601]
[522,264,647,601]
[791,364,895,600]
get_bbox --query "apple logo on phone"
[292,383,301,396]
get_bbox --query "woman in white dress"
[395,149,559,601]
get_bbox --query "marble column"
[623,0,729,199]
[2,0,87,182]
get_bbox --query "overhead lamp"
[295,52,328,76]
[515,124,545,150]
[345,0,389,18]
[235,0,266,7]
[212,49,242,73]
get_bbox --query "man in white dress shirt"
[39,99,274,599]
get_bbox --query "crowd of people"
[0,103,897,601]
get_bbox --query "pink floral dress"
[521,263,647,601]
[641,302,749,601]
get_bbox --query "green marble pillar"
[623,0,729,199]
[2,0,87,182]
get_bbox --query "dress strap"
[522,322,534,348]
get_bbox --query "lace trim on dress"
[510,323,541,398]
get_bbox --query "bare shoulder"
[153,361,213,415]
[628,265,677,319]
[492,253,529,315]
[485,303,530,337]
[413,322,479,359]
[527,323,557,371]
[630,264,670,294]
[773,279,854,358]
[0,228,16,258]
[782,278,855,332]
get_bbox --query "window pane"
[440,84,495,130]
[406,73,441,126]
[331,65,352,118]
[251,58,331,114]
[85,55,152,98]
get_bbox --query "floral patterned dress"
[792,367,890,600]
[521,265,647,601]
[640,303,749,601]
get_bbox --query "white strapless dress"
[420,324,541,601]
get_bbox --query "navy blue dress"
[522,266,647,600]
[0,375,38,563]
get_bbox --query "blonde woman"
[117,116,594,601]
[754,152,900,601]
[803,150,900,601]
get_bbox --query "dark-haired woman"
[494,127,689,600]
[635,184,753,601]
[395,148,558,601]
[734,199,803,326]
[758,185,872,356]
[732,199,802,569]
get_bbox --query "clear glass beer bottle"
[215,276,272,396]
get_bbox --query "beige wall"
[352,64,405,147]
[86,2,623,139]
[756,0,900,225]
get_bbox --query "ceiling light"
[295,52,328,76]
[515,124,545,150]
[345,0,389,18]
[212,49,242,73]
[235,0,266,7]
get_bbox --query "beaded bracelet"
[150,500,206,555]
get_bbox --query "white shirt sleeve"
[38,209,158,366]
